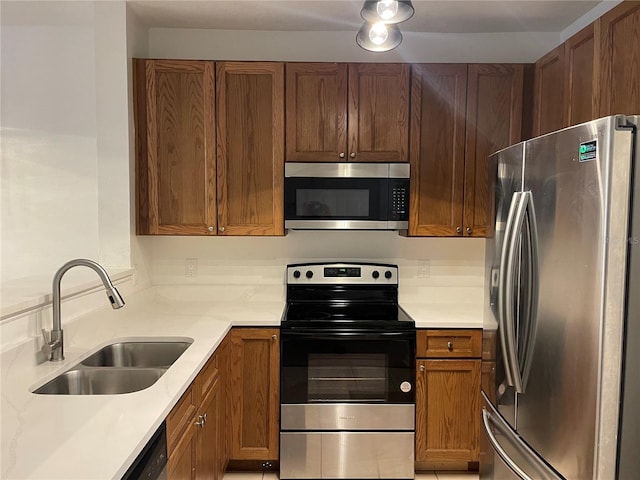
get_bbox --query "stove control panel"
[287,263,398,285]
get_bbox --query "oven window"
[308,353,387,402]
[296,189,369,217]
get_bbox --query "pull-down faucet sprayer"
[42,259,125,361]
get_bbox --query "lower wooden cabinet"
[229,328,280,463]
[167,341,227,480]
[415,330,482,471]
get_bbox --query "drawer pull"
[447,341,453,351]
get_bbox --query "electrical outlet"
[185,258,198,277]
[418,260,430,278]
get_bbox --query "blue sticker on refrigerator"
[579,140,597,162]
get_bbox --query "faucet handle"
[41,329,53,357]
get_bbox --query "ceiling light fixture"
[356,22,402,52]
[360,0,415,24]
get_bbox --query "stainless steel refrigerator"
[481,115,640,480]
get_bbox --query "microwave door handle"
[482,408,533,480]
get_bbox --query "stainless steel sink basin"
[33,367,166,395]
[32,338,193,395]
[80,341,192,368]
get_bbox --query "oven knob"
[400,381,412,393]
[385,270,393,279]
[293,270,301,279]
[306,270,314,279]
[372,270,380,279]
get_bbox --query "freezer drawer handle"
[482,408,533,480]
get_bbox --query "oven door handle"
[280,330,415,341]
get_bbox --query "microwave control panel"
[390,180,409,221]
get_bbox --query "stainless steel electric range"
[280,262,416,480]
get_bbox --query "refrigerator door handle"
[482,408,533,480]
[498,191,522,387]
[501,191,529,391]
[519,193,540,392]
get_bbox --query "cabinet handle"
[339,152,345,158]
[419,364,425,372]
[195,415,205,427]
[219,226,225,232]
[447,341,453,351]
[271,334,277,341]
[466,226,472,235]
[208,226,214,232]
[350,152,356,158]
[456,226,462,234]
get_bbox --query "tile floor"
[224,472,479,480]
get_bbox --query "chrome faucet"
[42,259,125,361]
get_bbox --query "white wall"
[1,1,135,321]
[148,28,560,63]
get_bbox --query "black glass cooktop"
[282,302,415,330]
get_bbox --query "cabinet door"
[596,1,640,117]
[217,335,231,478]
[285,63,348,162]
[168,419,197,480]
[409,64,467,236]
[564,24,596,126]
[416,359,481,468]
[216,62,285,235]
[134,59,216,235]
[230,328,280,460]
[195,378,220,480]
[348,63,410,162]
[533,45,565,136]
[464,64,523,237]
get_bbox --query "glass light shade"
[361,0,414,24]
[356,22,402,52]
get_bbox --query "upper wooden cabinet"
[533,45,565,136]
[409,64,468,236]
[285,62,410,162]
[410,64,524,237]
[134,59,216,235]
[135,59,285,236]
[564,24,596,126]
[464,64,524,238]
[216,62,285,235]
[596,1,640,117]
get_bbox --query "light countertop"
[1,285,482,479]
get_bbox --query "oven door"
[280,329,415,404]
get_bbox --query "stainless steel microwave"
[284,163,409,230]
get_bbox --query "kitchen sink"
[80,341,192,368]
[32,338,193,395]
[33,367,167,395]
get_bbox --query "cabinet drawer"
[196,350,220,403]
[167,385,198,454]
[416,330,482,358]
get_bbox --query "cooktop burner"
[282,262,415,331]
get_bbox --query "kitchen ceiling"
[127,0,603,33]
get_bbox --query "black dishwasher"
[121,423,167,480]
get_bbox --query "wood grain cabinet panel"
[533,45,565,136]
[464,64,524,238]
[134,59,216,235]
[216,62,285,236]
[285,63,348,162]
[416,359,481,470]
[229,328,280,461]
[564,24,596,126]
[597,1,640,117]
[348,63,410,162]
[285,63,409,162]
[409,64,468,236]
